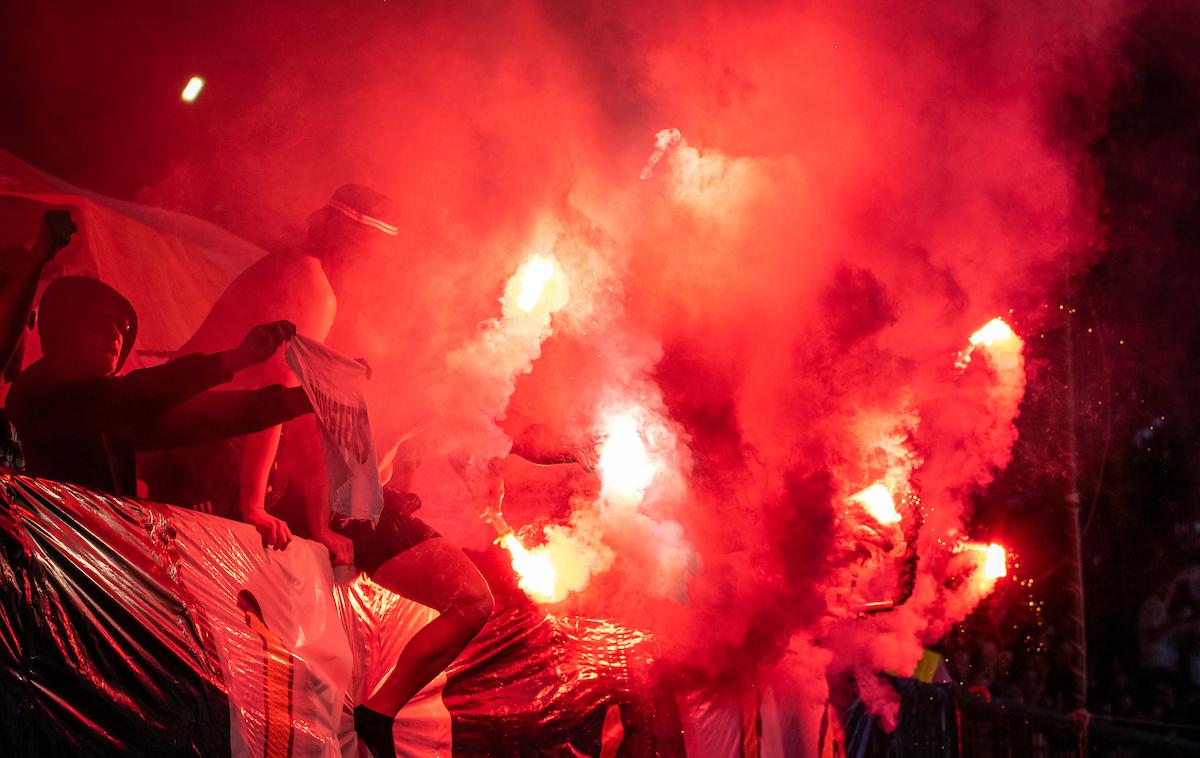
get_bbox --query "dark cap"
[38,276,138,371]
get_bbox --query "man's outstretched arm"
[22,321,297,436]
[134,385,313,450]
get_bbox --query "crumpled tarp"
[0,474,231,756]
[0,471,452,757]
[442,555,681,758]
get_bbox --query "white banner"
[285,335,384,523]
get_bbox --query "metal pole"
[1063,296,1089,752]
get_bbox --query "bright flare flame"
[966,542,1008,583]
[181,76,205,103]
[849,483,902,525]
[981,543,1007,580]
[957,317,1021,370]
[500,533,563,603]
[516,256,557,312]
[969,318,1018,348]
[597,413,657,506]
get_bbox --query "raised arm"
[0,211,75,373]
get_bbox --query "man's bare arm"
[187,253,334,549]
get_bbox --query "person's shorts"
[329,490,440,575]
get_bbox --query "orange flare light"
[957,317,1021,370]
[849,483,901,525]
[969,318,1018,348]
[981,543,1007,580]
[516,256,555,311]
[501,253,568,317]
[967,542,1008,583]
[500,533,562,603]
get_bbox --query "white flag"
[285,335,384,523]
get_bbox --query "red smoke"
[5,0,1135,738]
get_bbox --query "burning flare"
[502,253,569,317]
[500,533,564,604]
[597,412,657,507]
[965,542,1008,584]
[849,483,902,525]
[516,256,557,312]
[481,478,568,604]
[980,542,1007,580]
[956,317,1021,370]
[969,318,1018,348]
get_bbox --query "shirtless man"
[144,186,493,758]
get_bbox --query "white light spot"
[181,76,205,103]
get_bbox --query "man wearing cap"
[0,209,78,469]
[145,186,494,758]
[6,276,311,497]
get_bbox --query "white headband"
[327,198,400,236]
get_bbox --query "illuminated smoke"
[433,234,571,467]
[93,0,1126,736]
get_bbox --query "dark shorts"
[329,490,440,575]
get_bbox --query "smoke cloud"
[4,0,1136,737]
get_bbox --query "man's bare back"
[180,250,336,382]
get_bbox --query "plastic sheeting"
[0,471,453,757]
[443,574,682,758]
[338,576,452,758]
[0,474,231,756]
[167,506,354,757]
[0,466,673,757]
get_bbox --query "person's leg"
[353,536,493,754]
